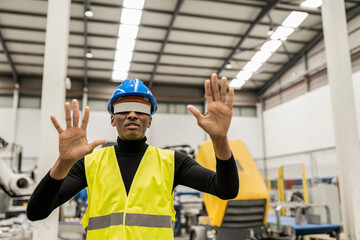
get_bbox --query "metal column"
[257,102,268,182]
[82,87,88,113]
[321,1,360,239]
[11,83,19,144]
[32,0,71,239]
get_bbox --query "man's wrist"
[211,137,232,160]
[49,157,73,180]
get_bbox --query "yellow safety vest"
[81,145,176,239]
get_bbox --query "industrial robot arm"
[0,137,35,197]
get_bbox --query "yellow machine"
[197,140,269,229]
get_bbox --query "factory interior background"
[0,0,360,239]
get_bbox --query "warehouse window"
[175,104,187,114]
[232,106,241,116]
[19,96,41,109]
[241,107,257,117]
[88,99,108,111]
[157,102,204,115]
[168,103,176,114]
[157,103,168,113]
[232,106,257,117]
[0,95,13,108]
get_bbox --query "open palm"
[50,100,107,168]
[187,73,234,140]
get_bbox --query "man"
[73,188,88,218]
[27,73,239,239]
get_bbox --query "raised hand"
[187,73,234,160]
[50,99,107,179]
[187,73,234,139]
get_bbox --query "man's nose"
[127,111,138,119]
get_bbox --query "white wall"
[228,116,263,159]
[263,70,360,179]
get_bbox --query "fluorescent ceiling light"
[282,11,308,28]
[112,71,128,81]
[301,0,322,8]
[229,79,247,90]
[121,8,142,25]
[123,0,145,9]
[113,61,131,72]
[116,38,136,51]
[251,51,272,63]
[260,40,282,53]
[270,26,294,41]
[243,61,262,73]
[114,50,133,62]
[236,71,252,81]
[118,24,139,39]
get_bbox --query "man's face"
[111,111,152,140]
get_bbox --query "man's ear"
[147,116,152,128]
[110,115,116,127]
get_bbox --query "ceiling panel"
[154,75,205,85]
[181,1,261,21]
[0,0,47,14]
[164,43,230,58]
[137,27,167,40]
[174,15,248,35]
[141,12,172,27]
[0,13,46,29]
[135,40,162,52]
[12,55,43,65]
[160,55,223,68]
[156,65,214,77]
[168,31,237,47]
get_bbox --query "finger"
[220,76,227,103]
[65,102,71,128]
[72,99,79,127]
[204,80,212,105]
[227,88,234,109]
[211,73,220,101]
[50,115,64,134]
[187,105,203,124]
[81,106,90,130]
[88,139,107,152]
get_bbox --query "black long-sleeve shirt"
[27,137,239,221]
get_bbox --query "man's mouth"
[125,123,140,129]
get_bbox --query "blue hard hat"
[107,78,157,116]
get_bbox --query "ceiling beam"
[0,61,278,75]
[0,29,18,84]
[0,8,321,32]
[0,22,308,45]
[83,0,89,87]
[0,50,285,67]
[148,0,184,89]
[217,0,281,76]
[0,25,303,54]
[257,3,360,96]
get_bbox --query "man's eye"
[115,112,129,115]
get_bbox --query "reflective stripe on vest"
[88,212,123,230]
[87,212,172,230]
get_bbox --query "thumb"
[89,139,107,151]
[187,105,203,123]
